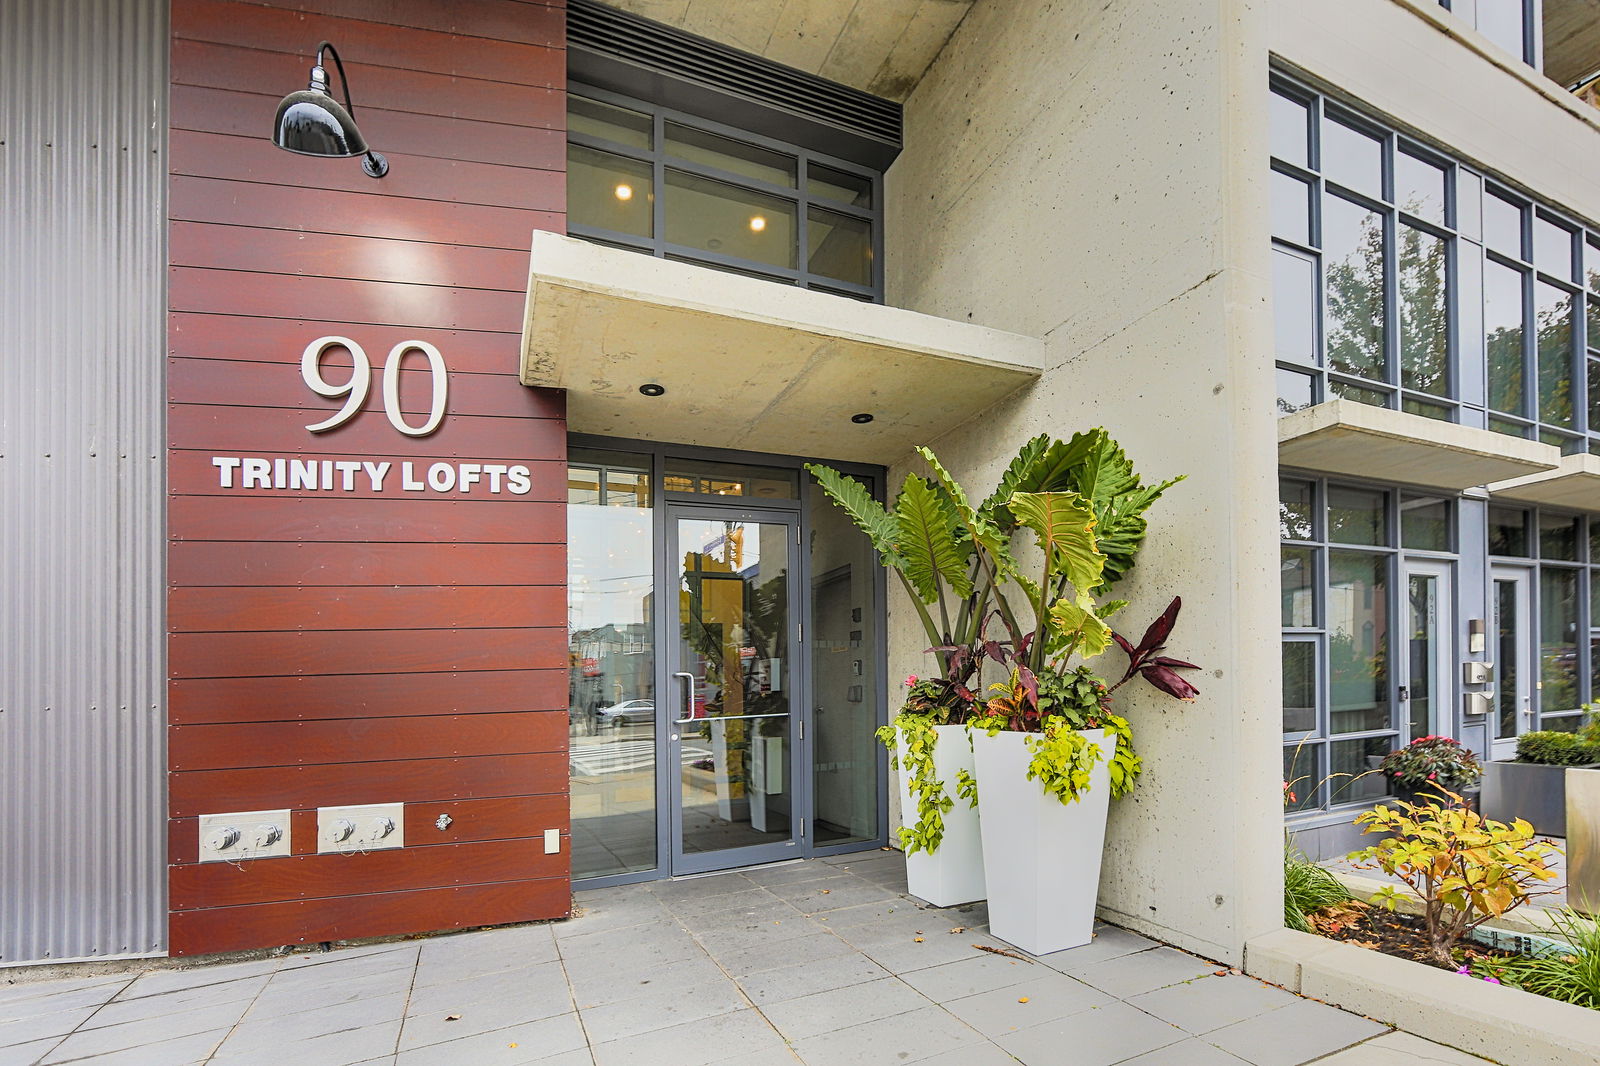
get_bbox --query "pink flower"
[1428,773,1437,780]
[904,675,918,688]
[1484,976,1501,985]
[1455,965,1471,974]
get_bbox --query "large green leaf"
[1008,490,1105,595]
[1057,431,1184,593]
[806,463,901,563]
[1049,594,1112,659]
[976,434,1050,530]
[894,475,973,604]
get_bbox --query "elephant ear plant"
[806,429,1199,853]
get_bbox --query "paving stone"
[689,912,827,956]
[758,975,928,1041]
[699,930,855,978]
[0,978,129,1010]
[589,1008,787,1066]
[403,989,586,1050]
[558,892,673,940]
[1129,973,1302,1035]
[556,920,706,973]
[405,960,571,1019]
[564,953,727,1009]
[740,862,843,887]
[1312,1030,1494,1065]
[81,974,268,1029]
[1113,1037,1253,1065]
[114,958,281,999]
[994,1000,1186,1066]
[42,1027,233,1066]
[416,926,559,980]
[787,1003,984,1066]
[1203,999,1390,1066]
[806,898,924,929]
[645,873,756,904]
[212,1018,404,1066]
[575,975,748,1044]
[248,964,414,1019]
[856,929,1017,974]
[40,1001,245,1062]
[939,968,1111,1037]
[1070,946,1219,998]
[663,887,790,923]
[395,1012,587,1065]
[782,878,901,915]
[0,1005,105,1050]
[674,899,803,937]
[913,1043,1031,1066]
[733,951,890,1006]
[897,953,1043,1001]
[0,1038,65,1066]
[1034,924,1159,972]
[215,992,410,1056]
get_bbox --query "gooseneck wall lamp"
[272,41,389,178]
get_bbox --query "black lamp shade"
[273,89,368,158]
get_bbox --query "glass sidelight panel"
[568,451,658,880]
[673,515,796,860]
[1406,573,1438,741]
[810,484,880,846]
[1541,568,1581,717]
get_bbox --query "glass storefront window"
[568,449,658,881]
[1489,506,1530,556]
[1399,225,1448,397]
[1328,485,1387,546]
[1401,496,1450,551]
[568,145,654,239]
[1282,546,1316,628]
[1282,641,1317,734]
[1327,550,1390,735]
[1280,479,1315,540]
[1324,195,1387,382]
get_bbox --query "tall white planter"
[896,724,985,907]
[971,728,1114,955]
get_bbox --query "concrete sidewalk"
[0,851,1492,1065]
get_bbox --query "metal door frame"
[1489,564,1535,760]
[1401,557,1455,742]
[662,502,808,875]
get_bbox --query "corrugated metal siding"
[0,0,167,964]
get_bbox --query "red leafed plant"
[1110,597,1200,701]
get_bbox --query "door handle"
[673,672,696,724]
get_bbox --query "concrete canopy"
[1489,452,1600,507]
[518,233,1044,465]
[1277,399,1561,490]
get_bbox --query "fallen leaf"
[1017,996,1030,1003]
[913,937,924,942]
[509,1044,518,1049]
[949,927,966,934]
[820,889,831,894]
[1213,970,1229,977]
[445,1014,461,1022]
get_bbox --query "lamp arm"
[314,41,358,121]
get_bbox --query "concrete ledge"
[1490,453,1600,509]
[1245,928,1600,1065]
[1278,400,1561,490]
[518,232,1044,465]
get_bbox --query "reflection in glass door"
[1491,566,1534,760]
[669,508,801,872]
[1403,561,1452,742]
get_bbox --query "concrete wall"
[884,0,1281,962]
[1272,0,1600,219]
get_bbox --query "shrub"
[1379,736,1481,790]
[1516,730,1600,766]
[1284,838,1352,933]
[1469,908,1600,1009]
[1347,792,1561,966]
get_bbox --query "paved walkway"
[0,851,1493,1065]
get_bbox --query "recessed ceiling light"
[614,183,633,201]
[639,383,666,397]
[749,215,767,232]
[850,413,874,424]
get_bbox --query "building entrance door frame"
[1489,564,1535,761]
[568,434,890,890]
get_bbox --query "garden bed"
[1308,900,1516,971]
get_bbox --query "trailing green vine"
[876,712,975,855]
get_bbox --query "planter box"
[896,724,985,907]
[971,728,1113,955]
[1482,758,1600,837]
[1568,768,1600,915]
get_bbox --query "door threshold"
[668,858,804,881]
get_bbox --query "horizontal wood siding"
[167,0,570,956]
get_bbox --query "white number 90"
[301,336,449,437]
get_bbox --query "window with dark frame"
[565,85,884,302]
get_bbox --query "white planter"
[972,728,1114,955]
[896,724,985,907]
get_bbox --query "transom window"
[566,85,883,301]
[1271,75,1600,455]
[1437,1,1540,68]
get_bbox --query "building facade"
[2,0,1595,971]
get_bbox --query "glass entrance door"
[1490,566,1535,760]
[667,506,802,873]
[1402,560,1453,742]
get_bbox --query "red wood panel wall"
[167,0,571,956]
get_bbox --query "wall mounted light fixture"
[272,40,389,178]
